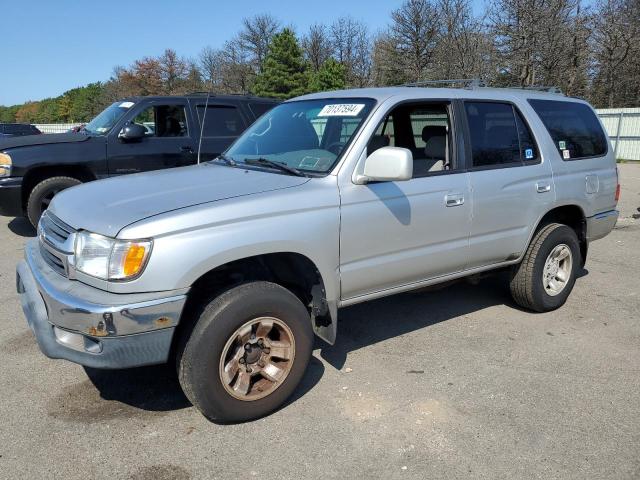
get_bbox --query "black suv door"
[107,100,197,175]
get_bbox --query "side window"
[131,105,188,137]
[248,102,276,119]
[197,105,244,137]
[367,103,453,177]
[464,102,538,167]
[528,99,607,160]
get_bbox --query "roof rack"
[399,79,563,95]
[513,85,563,94]
[402,79,485,89]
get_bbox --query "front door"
[339,101,472,300]
[107,101,197,175]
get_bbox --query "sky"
[1,0,487,106]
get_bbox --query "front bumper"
[16,241,188,369]
[586,209,619,242]
[0,177,23,217]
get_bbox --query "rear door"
[193,102,249,161]
[107,100,197,175]
[463,100,555,268]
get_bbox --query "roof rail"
[401,79,486,89]
[399,79,563,95]
[513,85,563,94]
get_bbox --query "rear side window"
[248,102,276,119]
[197,105,244,137]
[528,99,607,160]
[464,102,538,167]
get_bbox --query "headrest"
[421,125,447,143]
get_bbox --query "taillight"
[615,167,620,202]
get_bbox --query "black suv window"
[131,105,188,137]
[528,99,607,160]
[248,102,276,119]
[464,102,538,167]
[197,105,245,137]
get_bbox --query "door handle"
[445,193,464,207]
[180,146,194,153]
[536,181,551,193]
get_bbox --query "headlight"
[0,153,11,177]
[74,231,152,281]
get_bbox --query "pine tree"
[252,28,309,99]
[309,58,347,92]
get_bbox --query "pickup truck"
[0,94,278,227]
[16,86,619,423]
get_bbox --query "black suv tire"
[510,223,581,312]
[177,281,314,423]
[27,176,81,228]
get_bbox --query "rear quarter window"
[528,99,608,160]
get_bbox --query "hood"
[0,132,90,151]
[49,163,309,237]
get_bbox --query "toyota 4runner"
[16,85,619,422]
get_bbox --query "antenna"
[196,78,214,165]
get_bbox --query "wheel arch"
[174,252,337,354]
[528,204,588,266]
[21,165,96,210]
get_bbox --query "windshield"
[84,101,135,135]
[224,98,376,174]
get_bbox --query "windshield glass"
[224,98,375,174]
[84,101,135,135]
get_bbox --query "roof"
[120,94,279,103]
[291,86,580,105]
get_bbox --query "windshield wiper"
[243,158,306,177]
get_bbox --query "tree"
[159,49,189,94]
[431,0,496,82]
[309,58,346,91]
[251,28,309,99]
[590,0,637,107]
[239,14,281,73]
[330,17,372,87]
[302,24,333,71]
[387,0,441,83]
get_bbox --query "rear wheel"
[26,176,81,228]
[510,223,581,312]
[177,281,313,422]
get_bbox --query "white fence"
[34,123,81,134]
[596,108,640,161]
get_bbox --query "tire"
[510,223,581,312]
[177,281,314,422]
[26,176,82,228]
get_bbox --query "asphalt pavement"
[0,164,638,480]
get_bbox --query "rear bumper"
[16,242,188,369]
[0,177,23,217]
[586,210,619,242]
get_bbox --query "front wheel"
[26,176,82,228]
[510,223,581,312]
[177,281,314,422]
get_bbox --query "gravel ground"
[0,164,638,480]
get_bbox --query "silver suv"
[16,86,619,422]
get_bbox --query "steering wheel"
[326,141,346,155]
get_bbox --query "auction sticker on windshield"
[318,104,365,117]
[119,101,135,108]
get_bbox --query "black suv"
[0,94,278,227]
[0,123,42,138]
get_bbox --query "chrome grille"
[40,212,74,246]
[38,212,76,277]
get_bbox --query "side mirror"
[359,146,413,183]
[118,123,146,142]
